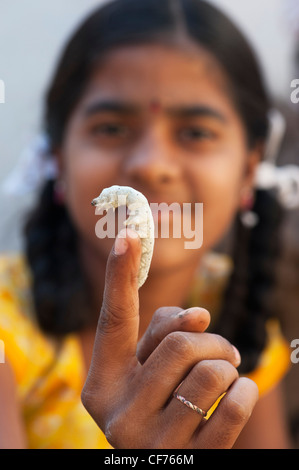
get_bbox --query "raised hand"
[81,229,259,449]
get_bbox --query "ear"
[52,147,67,205]
[53,147,65,179]
[239,142,264,210]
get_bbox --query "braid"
[24,181,91,336]
[215,189,284,374]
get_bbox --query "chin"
[150,237,200,272]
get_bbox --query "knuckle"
[105,412,148,449]
[148,308,167,336]
[99,299,137,334]
[151,307,174,330]
[81,375,109,425]
[81,387,91,411]
[82,388,145,449]
[154,306,181,320]
[196,360,224,393]
[105,416,124,449]
[99,305,123,333]
[212,334,234,358]
[149,307,183,340]
[162,331,194,358]
[81,384,99,419]
[221,394,251,426]
[153,306,169,320]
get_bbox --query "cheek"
[61,141,119,244]
[189,150,246,249]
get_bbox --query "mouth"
[149,202,186,230]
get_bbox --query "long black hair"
[24,0,282,373]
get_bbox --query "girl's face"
[58,43,260,273]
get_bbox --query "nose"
[122,127,181,189]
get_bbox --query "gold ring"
[173,392,207,418]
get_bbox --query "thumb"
[94,228,142,371]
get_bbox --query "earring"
[54,180,66,205]
[239,188,259,228]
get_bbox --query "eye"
[178,126,215,142]
[90,123,130,138]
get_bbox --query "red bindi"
[149,99,162,114]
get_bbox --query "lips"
[115,185,192,220]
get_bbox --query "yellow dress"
[0,253,290,449]
[0,254,110,449]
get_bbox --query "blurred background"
[0,0,299,447]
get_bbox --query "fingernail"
[115,230,128,255]
[176,307,207,318]
[176,308,192,318]
[114,229,139,255]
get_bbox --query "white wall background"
[0,0,297,251]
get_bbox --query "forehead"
[81,43,232,109]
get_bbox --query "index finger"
[92,228,142,379]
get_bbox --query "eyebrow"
[84,100,139,117]
[167,105,227,122]
[83,99,227,123]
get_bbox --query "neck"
[138,261,200,337]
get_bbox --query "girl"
[0,0,291,448]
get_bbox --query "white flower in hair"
[256,161,299,210]
[2,134,58,197]
[255,109,299,210]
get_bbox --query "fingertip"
[176,307,211,331]
[232,346,241,368]
[114,228,140,256]
[197,307,211,326]
[115,231,129,255]
[238,377,259,402]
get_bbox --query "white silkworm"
[92,185,155,288]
